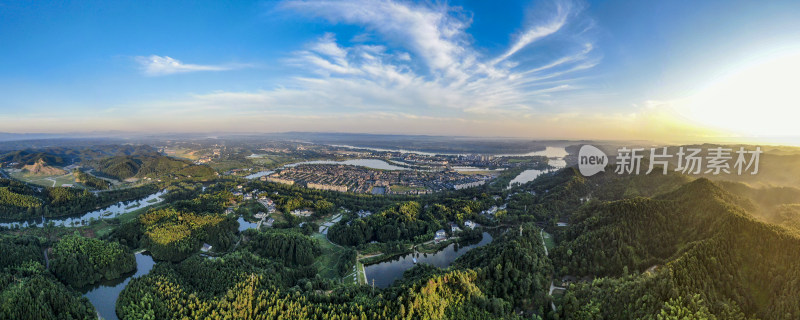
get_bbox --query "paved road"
[540,229,549,256]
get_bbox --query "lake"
[505,146,569,188]
[244,170,274,179]
[0,190,167,229]
[508,169,548,187]
[493,146,569,160]
[364,232,493,288]
[81,252,156,320]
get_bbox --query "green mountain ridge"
[555,178,800,319]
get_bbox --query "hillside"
[21,158,67,176]
[553,178,800,319]
[0,144,158,168]
[92,155,215,181]
[0,150,67,167]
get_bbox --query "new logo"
[578,145,607,176]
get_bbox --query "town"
[261,163,494,194]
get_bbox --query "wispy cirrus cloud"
[268,0,598,114]
[130,0,600,130]
[135,55,249,76]
[491,1,573,65]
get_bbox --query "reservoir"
[364,232,493,288]
[81,252,156,320]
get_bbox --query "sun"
[676,50,800,140]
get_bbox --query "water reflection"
[81,252,156,320]
[0,190,167,229]
[364,232,493,288]
[237,216,259,231]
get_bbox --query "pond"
[364,232,493,288]
[237,216,260,231]
[81,252,156,320]
[0,190,167,229]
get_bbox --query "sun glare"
[677,50,800,139]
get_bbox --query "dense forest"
[0,178,160,219]
[135,208,237,261]
[73,168,110,190]
[0,144,158,168]
[50,234,136,287]
[551,178,800,319]
[116,243,522,319]
[3,142,800,319]
[0,235,97,319]
[91,154,216,181]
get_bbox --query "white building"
[465,220,477,229]
[435,229,447,242]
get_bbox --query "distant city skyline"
[1,0,799,144]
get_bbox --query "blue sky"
[1,0,799,141]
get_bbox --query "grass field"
[311,233,357,285]
[207,159,253,172]
[92,202,167,238]
[507,158,534,164]
[248,154,306,169]
[164,148,200,160]
[9,171,76,187]
[389,185,426,193]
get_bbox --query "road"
[540,229,549,256]
[43,248,50,269]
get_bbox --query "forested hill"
[0,150,67,167]
[0,144,157,167]
[553,178,800,319]
[92,155,216,181]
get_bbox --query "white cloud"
[492,2,572,65]
[135,55,247,76]
[105,0,600,135]
[270,0,598,115]
[282,0,473,80]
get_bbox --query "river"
[0,190,168,229]
[364,232,493,288]
[81,252,156,320]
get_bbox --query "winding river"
[0,190,167,229]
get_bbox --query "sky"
[1,0,799,143]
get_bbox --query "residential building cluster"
[261,164,492,194]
